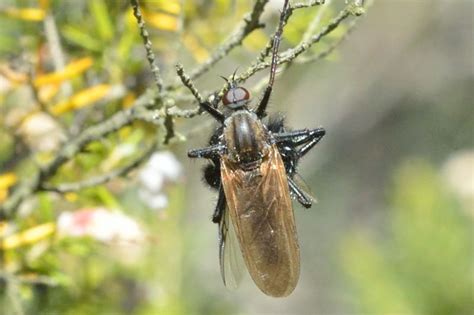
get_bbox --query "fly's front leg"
[255,0,290,118]
[287,177,313,209]
[188,144,226,159]
[200,101,225,123]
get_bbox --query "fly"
[188,0,325,297]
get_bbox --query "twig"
[300,0,332,42]
[292,0,326,10]
[0,94,159,219]
[169,0,269,88]
[175,63,205,104]
[163,112,175,144]
[130,0,164,92]
[129,0,175,146]
[236,4,359,86]
[297,17,359,64]
[43,11,72,96]
[0,272,58,287]
[167,105,200,119]
[40,141,159,193]
[0,84,205,219]
[256,0,325,64]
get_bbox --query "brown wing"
[220,144,300,297]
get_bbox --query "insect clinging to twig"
[187,0,326,297]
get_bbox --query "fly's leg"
[176,63,224,123]
[274,128,326,148]
[188,144,226,159]
[288,177,313,208]
[297,129,326,157]
[277,128,325,208]
[200,101,225,123]
[212,186,226,223]
[255,0,290,118]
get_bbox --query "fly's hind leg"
[287,177,313,209]
[212,186,226,223]
[297,128,326,157]
[274,128,326,156]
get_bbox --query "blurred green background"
[0,0,472,314]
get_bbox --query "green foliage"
[341,160,473,315]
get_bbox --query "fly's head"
[222,85,250,110]
[221,72,250,110]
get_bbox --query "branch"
[0,272,58,287]
[236,3,363,87]
[256,0,325,64]
[43,9,72,96]
[40,141,159,193]
[292,0,326,10]
[175,63,205,104]
[169,0,270,88]
[281,4,363,61]
[300,0,332,43]
[296,17,359,64]
[130,0,164,92]
[0,90,160,219]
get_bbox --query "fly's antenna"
[220,76,229,83]
[231,67,239,82]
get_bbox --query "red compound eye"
[223,87,250,107]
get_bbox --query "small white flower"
[57,208,145,243]
[138,190,169,209]
[138,167,165,193]
[443,151,474,196]
[19,113,65,152]
[138,151,182,209]
[0,74,11,93]
[149,151,183,181]
[442,150,474,217]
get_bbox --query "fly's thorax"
[223,110,270,168]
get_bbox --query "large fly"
[187,0,326,297]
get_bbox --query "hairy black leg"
[288,177,313,208]
[255,0,290,118]
[274,128,326,146]
[188,144,226,159]
[256,86,272,119]
[212,186,226,223]
[200,101,225,123]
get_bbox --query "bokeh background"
[0,0,472,314]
